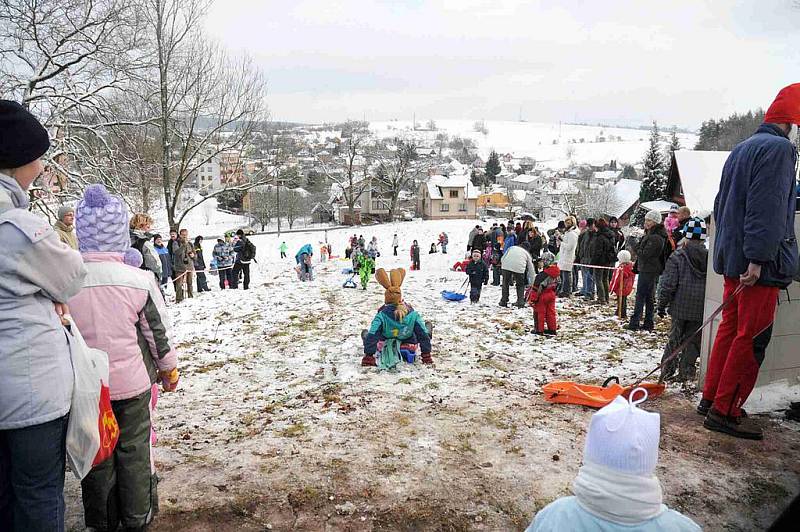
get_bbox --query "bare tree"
[248,186,277,230]
[374,139,420,221]
[134,0,270,229]
[283,188,308,229]
[317,125,371,225]
[0,0,149,212]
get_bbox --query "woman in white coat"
[557,217,578,297]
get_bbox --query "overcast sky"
[205,0,800,128]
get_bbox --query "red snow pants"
[702,277,779,418]
[534,291,557,333]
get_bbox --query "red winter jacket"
[452,260,470,272]
[610,263,635,297]
[528,264,560,304]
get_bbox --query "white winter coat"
[558,228,579,270]
[501,245,535,284]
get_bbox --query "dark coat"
[589,227,617,266]
[611,227,625,251]
[713,124,798,287]
[578,230,595,263]
[658,242,708,321]
[472,233,487,253]
[636,224,668,274]
[528,235,543,259]
[465,259,489,286]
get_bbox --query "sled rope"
[629,283,745,388]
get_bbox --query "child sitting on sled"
[527,251,560,335]
[610,250,635,319]
[361,268,433,368]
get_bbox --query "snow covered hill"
[64,218,799,531]
[371,119,697,169]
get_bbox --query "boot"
[696,398,713,416]
[543,329,557,336]
[421,353,433,365]
[704,409,762,440]
[697,399,747,418]
[361,355,377,367]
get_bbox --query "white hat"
[583,388,660,476]
[644,210,662,224]
[617,250,632,264]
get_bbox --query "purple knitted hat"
[76,184,130,252]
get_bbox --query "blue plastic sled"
[441,290,467,302]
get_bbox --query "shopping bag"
[64,317,119,479]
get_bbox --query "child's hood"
[544,264,560,277]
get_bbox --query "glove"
[657,308,666,318]
[159,368,180,392]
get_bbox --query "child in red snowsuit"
[528,252,560,335]
[610,250,635,319]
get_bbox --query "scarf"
[572,461,665,526]
[379,338,401,370]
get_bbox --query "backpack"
[130,234,149,271]
[242,238,256,261]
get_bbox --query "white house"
[191,155,221,192]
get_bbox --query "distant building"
[417,174,479,220]
[477,191,510,209]
[189,155,222,192]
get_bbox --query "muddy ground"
[63,259,800,532]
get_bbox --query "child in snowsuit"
[490,243,502,285]
[410,240,421,270]
[657,218,709,383]
[528,251,560,335]
[357,253,375,290]
[465,249,489,303]
[362,268,433,368]
[68,184,179,531]
[610,250,635,319]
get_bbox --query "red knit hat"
[764,83,800,125]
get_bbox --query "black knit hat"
[0,100,50,169]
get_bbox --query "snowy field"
[64,219,799,531]
[369,119,698,169]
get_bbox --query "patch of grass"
[479,358,510,372]
[397,377,413,385]
[425,381,440,390]
[395,414,412,427]
[482,408,511,430]
[280,423,307,438]
[321,383,342,403]
[745,478,790,508]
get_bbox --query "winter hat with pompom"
[583,389,660,476]
[578,219,588,229]
[617,250,632,264]
[124,248,143,268]
[76,184,130,253]
[644,210,662,225]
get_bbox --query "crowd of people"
[1,82,798,530]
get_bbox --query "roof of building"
[610,178,642,218]
[426,174,479,200]
[671,150,731,215]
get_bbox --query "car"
[233,226,256,236]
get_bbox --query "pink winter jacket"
[68,252,178,401]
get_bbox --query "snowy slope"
[371,119,697,169]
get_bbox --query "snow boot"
[361,355,377,367]
[421,353,433,365]
[543,329,557,336]
[704,409,762,440]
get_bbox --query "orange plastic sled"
[542,376,665,409]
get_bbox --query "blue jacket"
[526,496,700,532]
[296,243,313,264]
[364,304,431,355]
[503,232,517,254]
[713,124,798,287]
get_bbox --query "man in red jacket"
[700,83,800,440]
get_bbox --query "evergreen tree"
[485,150,501,183]
[695,109,764,150]
[668,128,681,154]
[639,121,667,205]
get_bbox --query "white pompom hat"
[583,388,660,476]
